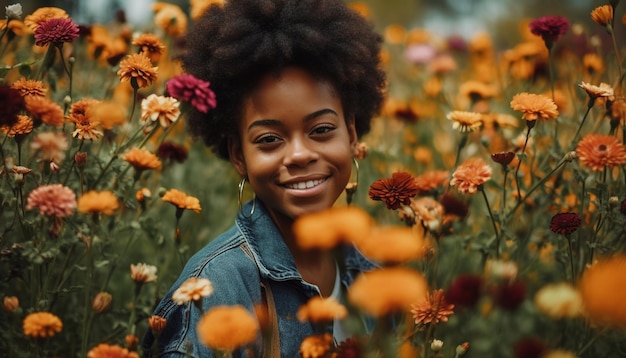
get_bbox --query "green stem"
[566,235,576,285]
[572,102,594,145]
[80,248,95,357]
[62,140,84,186]
[608,25,624,84]
[514,124,533,203]
[480,185,500,258]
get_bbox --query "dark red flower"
[368,171,419,210]
[490,151,516,166]
[334,336,362,358]
[621,199,626,215]
[491,281,526,311]
[444,274,483,309]
[549,212,582,236]
[166,74,217,113]
[529,16,570,46]
[157,141,188,163]
[513,337,546,358]
[0,85,25,127]
[439,192,469,219]
[34,18,80,47]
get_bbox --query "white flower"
[171,277,214,305]
[430,339,443,352]
[130,263,158,283]
[5,4,22,20]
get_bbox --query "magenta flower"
[26,184,77,218]
[166,74,217,113]
[34,18,80,47]
[529,16,570,47]
[0,85,24,127]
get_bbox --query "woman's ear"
[347,116,358,151]
[227,136,247,177]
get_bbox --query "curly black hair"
[179,0,386,160]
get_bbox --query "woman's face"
[229,67,357,222]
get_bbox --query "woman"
[142,0,386,356]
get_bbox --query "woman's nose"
[283,137,318,167]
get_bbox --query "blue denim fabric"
[141,200,377,357]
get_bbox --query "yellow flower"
[77,190,120,216]
[196,305,259,352]
[510,92,559,122]
[148,315,167,333]
[534,282,584,319]
[23,312,63,338]
[591,5,613,27]
[120,147,162,171]
[447,110,483,132]
[153,3,188,37]
[130,263,158,283]
[161,189,202,214]
[24,96,65,127]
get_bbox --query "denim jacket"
[142,200,377,357]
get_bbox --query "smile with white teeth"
[284,178,326,189]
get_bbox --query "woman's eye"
[312,126,335,135]
[256,135,281,144]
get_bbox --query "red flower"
[157,141,188,163]
[529,16,570,45]
[549,212,581,236]
[166,74,217,113]
[444,274,483,309]
[513,337,547,358]
[0,85,24,127]
[34,18,80,47]
[490,151,515,166]
[491,281,526,311]
[621,199,626,216]
[368,171,419,210]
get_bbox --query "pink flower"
[34,18,80,47]
[529,16,570,45]
[26,184,76,218]
[166,74,217,113]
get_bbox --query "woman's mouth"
[284,177,327,190]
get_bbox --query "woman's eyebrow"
[247,108,339,132]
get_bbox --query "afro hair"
[180,0,386,160]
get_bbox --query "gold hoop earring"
[345,157,359,205]
[238,177,256,218]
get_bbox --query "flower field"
[1,1,626,357]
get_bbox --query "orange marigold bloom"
[583,53,604,74]
[355,226,429,264]
[77,190,120,216]
[196,305,259,351]
[24,96,64,127]
[172,277,214,305]
[447,110,483,132]
[120,147,162,171]
[410,197,445,231]
[161,189,202,214]
[1,115,33,137]
[414,170,450,195]
[11,78,47,98]
[91,291,112,313]
[23,7,68,31]
[411,289,455,325]
[0,18,27,36]
[293,206,374,250]
[23,312,63,338]
[68,98,104,140]
[3,296,19,312]
[450,157,492,195]
[117,53,158,89]
[87,343,139,358]
[299,333,333,358]
[90,101,128,130]
[30,131,68,164]
[132,33,166,62]
[576,134,626,171]
[140,94,181,128]
[348,267,429,317]
[368,171,419,210]
[459,80,497,101]
[591,5,613,27]
[153,3,188,37]
[148,315,167,333]
[580,255,626,327]
[297,296,348,323]
[510,92,559,122]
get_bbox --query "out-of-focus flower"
[166,74,217,114]
[579,81,614,101]
[297,296,347,323]
[23,7,68,31]
[10,78,47,98]
[24,96,64,127]
[409,197,445,231]
[196,305,259,351]
[0,85,24,128]
[132,33,166,62]
[348,267,429,317]
[26,184,76,218]
[413,170,450,195]
[583,53,604,75]
[431,339,444,352]
[404,43,436,64]
[172,277,214,305]
[87,343,139,358]
[456,342,470,356]
[68,98,103,140]
[158,141,189,163]
[450,157,492,195]
[580,255,626,327]
[459,80,498,102]
[23,312,63,338]
[510,92,559,122]
[447,110,483,132]
[77,190,120,216]
[293,206,373,250]
[140,94,180,128]
[130,263,158,283]
[161,189,202,214]
[33,17,79,46]
[543,349,578,358]
[125,334,139,350]
[534,282,583,319]
[117,53,158,89]
[299,333,333,358]
[428,54,458,75]
[411,289,455,325]
[445,274,483,308]
[153,2,188,37]
[490,151,516,167]
[335,337,362,357]
[135,187,151,203]
[91,292,112,313]
[352,142,368,160]
[190,0,224,20]
[5,4,22,20]
[368,171,419,210]
[120,147,162,171]
[355,226,429,264]
[90,101,127,130]
[3,296,19,312]
[148,315,167,334]
[513,337,546,358]
[490,281,526,311]
[549,212,582,236]
[30,131,69,164]
[484,259,518,282]
[1,115,33,137]
[621,199,626,215]
[576,133,626,171]
[528,16,570,46]
[591,5,613,27]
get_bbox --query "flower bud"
[3,296,19,312]
[125,334,139,350]
[608,196,620,208]
[136,187,151,203]
[92,291,112,313]
[64,95,72,105]
[431,339,443,352]
[148,315,167,333]
[456,342,470,356]
[50,161,60,173]
[74,152,88,167]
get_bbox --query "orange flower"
[583,53,604,74]
[23,312,63,338]
[0,18,27,36]
[77,190,120,216]
[153,3,188,37]
[355,226,429,264]
[1,115,33,137]
[459,80,497,101]
[297,296,348,323]
[510,92,559,122]
[23,7,68,31]
[576,134,626,171]
[130,263,158,283]
[450,157,492,195]
[580,255,626,327]
[30,131,68,164]
[90,101,128,130]
[3,296,19,312]
[196,305,259,351]
[117,53,158,89]
[190,0,225,20]
[293,205,373,250]
[347,2,371,19]
[414,170,450,195]
[411,289,455,325]
[148,315,167,333]
[24,96,64,127]
[140,94,181,128]
[92,291,112,313]
[11,78,47,98]
[120,147,162,171]
[368,171,419,210]
[172,277,214,305]
[348,267,429,317]
[161,189,202,214]
[87,343,139,358]
[132,33,166,62]
[410,197,445,230]
[578,81,614,100]
[447,110,483,132]
[299,333,333,358]
[591,5,613,27]
[68,98,104,140]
